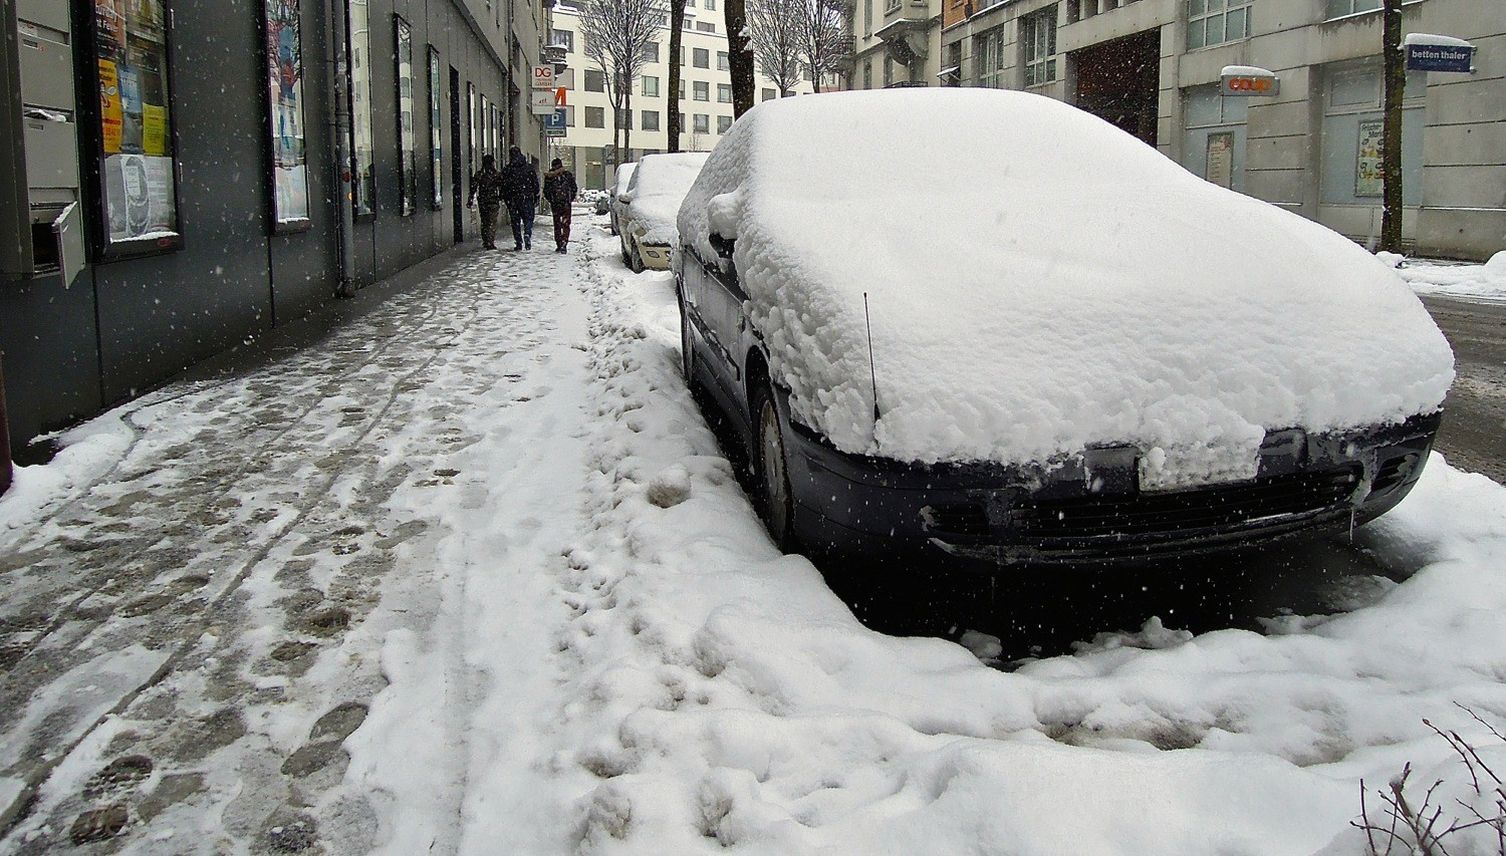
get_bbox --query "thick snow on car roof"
[612,162,636,196]
[627,152,708,246]
[678,89,1454,482]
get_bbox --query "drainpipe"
[326,0,357,298]
[0,356,12,497]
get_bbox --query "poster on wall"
[92,0,181,253]
[1206,132,1234,189]
[1356,119,1384,198]
[395,16,417,217]
[429,46,443,209]
[264,0,311,229]
[348,0,375,215]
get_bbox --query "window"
[645,42,660,62]
[717,83,732,102]
[467,83,477,174]
[705,0,716,8]
[717,51,729,71]
[1320,62,1427,205]
[643,75,660,96]
[680,79,687,99]
[863,58,873,88]
[643,109,660,131]
[1326,0,1380,19]
[717,115,732,133]
[693,113,710,133]
[696,21,716,31]
[585,69,605,91]
[263,0,311,230]
[694,80,710,100]
[586,106,605,127]
[395,16,417,217]
[864,0,873,36]
[617,109,633,129]
[428,46,442,209]
[694,47,709,68]
[1181,84,1248,191]
[883,54,893,85]
[1022,6,1057,86]
[762,87,775,101]
[677,111,686,131]
[680,46,687,65]
[351,0,376,214]
[885,0,900,12]
[1187,0,1251,50]
[976,28,1006,88]
[552,29,575,51]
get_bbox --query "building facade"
[549,2,818,189]
[850,0,945,90]
[853,0,1502,260]
[0,0,551,454]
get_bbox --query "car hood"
[678,90,1454,485]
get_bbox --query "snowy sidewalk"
[0,244,590,852]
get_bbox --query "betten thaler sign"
[1404,33,1477,73]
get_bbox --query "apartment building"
[0,0,551,453]
[850,0,946,89]
[550,2,817,188]
[927,0,1502,259]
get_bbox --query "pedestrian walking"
[466,154,504,250]
[543,159,579,254]
[501,146,540,251]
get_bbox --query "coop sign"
[1220,66,1279,97]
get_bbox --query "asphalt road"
[1421,296,1506,484]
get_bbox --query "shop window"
[428,46,443,209]
[1021,5,1056,86]
[395,16,417,216]
[263,0,311,231]
[350,0,376,214]
[1319,62,1427,206]
[1180,84,1247,192]
[1187,0,1251,50]
[85,0,183,256]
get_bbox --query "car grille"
[1007,467,1363,541]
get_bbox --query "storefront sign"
[1206,132,1234,189]
[530,90,556,114]
[531,64,555,89]
[1356,119,1384,198]
[1405,42,1475,73]
[544,109,567,137]
[1220,66,1279,97]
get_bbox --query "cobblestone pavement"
[0,243,579,854]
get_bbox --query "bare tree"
[667,0,686,151]
[1379,0,1404,253]
[747,0,805,97]
[798,0,852,94]
[579,0,665,165]
[725,0,756,116]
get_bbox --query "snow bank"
[677,89,1454,479]
[553,237,1506,856]
[1391,251,1506,302]
[0,415,133,551]
[626,153,707,246]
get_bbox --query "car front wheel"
[751,380,796,551]
[628,239,645,273]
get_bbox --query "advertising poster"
[264,0,310,226]
[429,46,443,208]
[105,154,177,241]
[1206,132,1234,189]
[396,16,416,216]
[1356,119,1384,198]
[142,104,166,155]
[99,59,124,153]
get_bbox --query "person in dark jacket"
[466,154,504,250]
[542,159,579,253]
[500,146,540,251]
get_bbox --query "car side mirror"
[709,231,734,258]
[617,191,633,203]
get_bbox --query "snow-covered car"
[608,163,636,237]
[674,89,1455,564]
[619,153,708,273]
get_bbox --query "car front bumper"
[784,412,1442,566]
[636,241,673,269]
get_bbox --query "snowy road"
[1422,295,1506,484]
[2,220,1505,855]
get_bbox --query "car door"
[695,243,747,401]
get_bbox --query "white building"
[550,3,818,188]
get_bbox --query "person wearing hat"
[466,154,504,250]
[543,158,579,253]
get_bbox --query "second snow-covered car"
[674,89,1454,564]
[608,163,635,236]
[619,153,708,272]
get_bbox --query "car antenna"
[863,292,880,424]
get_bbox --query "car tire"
[751,380,797,552]
[678,288,696,384]
[628,241,645,274]
[620,236,631,266]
